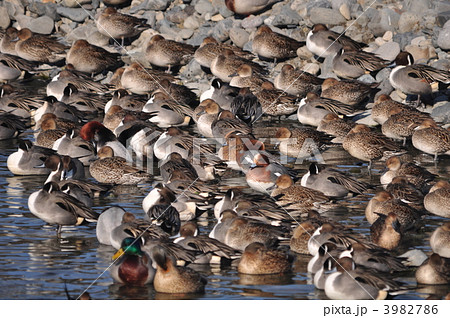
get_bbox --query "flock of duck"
[1,2,450,300]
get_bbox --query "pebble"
[374,41,400,61]
[178,28,194,40]
[195,0,217,15]
[398,12,420,33]
[404,44,436,62]
[431,102,450,124]
[302,63,320,75]
[211,14,224,22]
[183,15,201,29]
[339,4,351,20]
[15,14,33,29]
[64,0,91,7]
[382,31,393,41]
[229,28,249,48]
[379,8,400,33]
[29,16,54,35]
[56,6,90,23]
[297,46,313,59]
[309,7,346,25]
[437,27,450,50]
[0,7,10,29]
[87,31,110,47]
[268,5,302,26]
[405,0,432,15]
[241,15,263,29]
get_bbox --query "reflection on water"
[0,116,449,299]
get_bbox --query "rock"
[357,74,376,84]
[309,7,346,25]
[297,46,313,59]
[0,7,11,29]
[178,28,194,40]
[211,14,224,22]
[212,18,233,42]
[241,15,263,29]
[229,28,249,48]
[15,14,32,29]
[243,40,252,52]
[27,1,59,21]
[339,4,351,20]
[302,63,320,75]
[29,16,54,35]
[411,36,427,46]
[382,31,393,41]
[398,12,419,33]
[4,0,24,19]
[180,59,203,79]
[268,5,301,27]
[436,11,450,27]
[130,0,170,13]
[431,102,450,124]
[195,0,216,15]
[165,7,189,24]
[183,15,201,29]
[405,44,436,62]
[378,8,400,32]
[374,37,386,47]
[64,0,91,7]
[375,67,391,82]
[374,41,400,61]
[438,28,450,50]
[404,0,432,15]
[66,24,96,42]
[319,54,338,79]
[56,7,89,23]
[431,59,450,71]
[87,31,110,47]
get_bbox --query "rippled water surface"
[1,82,449,300]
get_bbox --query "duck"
[153,127,192,160]
[0,113,28,140]
[143,92,193,127]
[194,99,222,138]
[44,154,85,184]
[89,146,153,185]
[306,24,366,58]
[308,223,362,257]
[210,49,266,83]
[119,62,176,95]
[194,36,254,69]
[275,126,327,159]
[270,174,328,208]
[343,243,407,272]
[379,155,435,190]
[290,221,319,254]
[199,78,238,110]
[411,119,450,161]
[152,79,197,107]
[225,0,281,15]
[96,7,149,46]
[35,116,67,149]
[0,59,21,82]
[229,87,263,124]
[174,222,238,264]
[80,121,128,159]
[389,51,450,99]
[415,253,450,285]
[342,124,399,170]
[211,110,252,140]
[53,130,96,166]
[15,28,68,64]
[229,64,265,89]
[246,155,296,192]
[317,113,355,143]
[152,245,207,293]
[321,78,377,106]
[47,67,109,100]
[105,89,147,114]
[424,181,450,218]
[371,94,417,125]
[0,84,44,118]
[7,140,56,175]
[145,34,196,72]
[273,64,323,97]
[111,237,155,285]
[385,176,424,208]
[66,39,123,75]
[381,108,431,145]
[430,222,450,258]
[237,242,292,275]
[296,92,355,127]
[370,212,402,250]
[159,152,198,183]
[33,96,82,123]
[250,82,300,116]
[324,257,403,300]
[60,83,109,112]
[28,181,98,235]
[252,25,304,62]
[332,48,389,79]
[301,163,368,198]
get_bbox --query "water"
[1,87,449,300]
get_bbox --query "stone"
[64,0,91,7]
[241,15,263,29]
[130,0,170,13]
[297,46,313,59]
[431,59,450,71]
[195,0,216,15]
[183,15,201,29]
[4,0,24,19]
[438,28,450,50]
[212,18,233,42]
[382,31,393,41]
[302,63,320,75]
[319,54,338,79]
[0,7,11,29]
[357,74,376,84]
[331,0,356,10]
[374,41,400,61]
[374,37,386,47]
[211,14,224,22]
[309,7,345,25]
[165,7,189,24]
[229,28,249,48]
[180,59,203,79]
[431,102,450,124]
[398,12,419,33]
[56,7,90,23]
[87,31,110,47]
[378,8,400,33]
[411,36,426,46]
[268,5,302,27]
[29,16,54,35]
[405,45,435,62]
[404,0,432,15]
[243,40,252,52]
[66,24,97,42]
[27,1,59,21]
[339,4,351,21]
[375,67,391,82]
[178,28,194,40]
[15,14,32,29]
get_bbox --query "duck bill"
[112,248,125,260]
[228,72,238,78]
